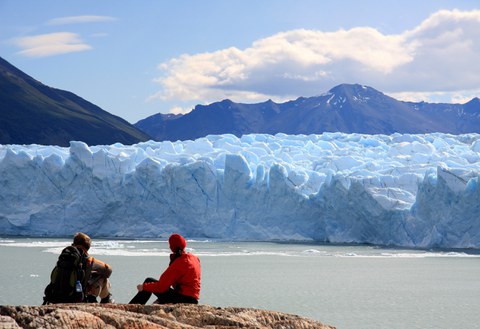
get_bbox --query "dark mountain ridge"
[136,84,479,141]
[2,54,478,145]
[0,56,150,146]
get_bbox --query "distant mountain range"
[135,84,480,141]
[1,55,479,146]
[0,56,150,146]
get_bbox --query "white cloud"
[13,32,91,57]
[168,106,194,115]
[151,9,480,105]
[389,90,480,104]
[10,15,116,58]
[395,9,480,92]
[47,15,117,25]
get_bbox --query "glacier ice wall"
[0,133,479,248]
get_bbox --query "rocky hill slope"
[0,56,150,146]
[0,304,335,328]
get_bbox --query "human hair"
[73,232,92,251]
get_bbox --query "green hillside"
[0,56,151,146]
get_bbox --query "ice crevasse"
[0,132,479,249]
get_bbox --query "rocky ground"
[0,304,335,329]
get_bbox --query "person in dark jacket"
[129,233,201,304]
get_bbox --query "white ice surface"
[1,132,479,248]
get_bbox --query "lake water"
[0,238,479,329]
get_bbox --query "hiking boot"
[86,295,98,303]
[100,294,115,304]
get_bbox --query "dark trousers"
[129,277,198,305]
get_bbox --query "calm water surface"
[0,238,479,329]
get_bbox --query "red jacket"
[143,253,201,299]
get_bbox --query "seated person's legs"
[86,275,113,303]
[130,278,199,305]
[154,288,198,304]
[129,277,158,304]
[85,258,114,303]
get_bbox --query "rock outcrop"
[0,304,335,328]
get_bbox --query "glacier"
[0,132,479,249]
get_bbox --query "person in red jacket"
[129,233,201,304]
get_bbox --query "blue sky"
[0,1,479,123]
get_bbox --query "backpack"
[43,246,88,304]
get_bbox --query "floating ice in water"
[1,239,480,258]
[0,133,479,249]
[302,249,324,254]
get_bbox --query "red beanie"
[169,234,187,252]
